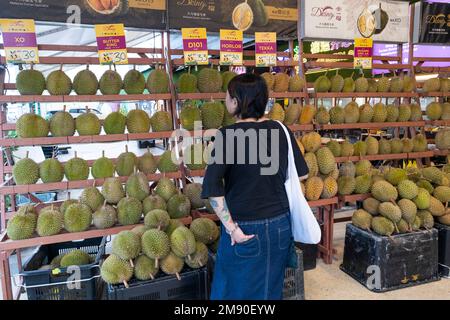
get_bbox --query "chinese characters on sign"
[255,32,277,67]
[354,38,373,69]
[95,24,128,65]
[0,19,39,64]
[182,28,209,65]
[220,29,243,66]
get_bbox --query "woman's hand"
[230,227,255,246]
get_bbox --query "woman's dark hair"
[227,73,269,119]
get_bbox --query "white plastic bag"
[277,121,321,244]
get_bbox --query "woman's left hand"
[231,227,255,246]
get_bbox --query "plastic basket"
[19,237,107,300]
[283,248,305,300]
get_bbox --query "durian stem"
[123,280,129,288]
[155,258,159,269]
[187,254,192,261]
[63,105,67,112]
[25,151,29,158]
[150,274,155,280]
[59,64,63,71]
[176,272,181,281]
[125,145,128,153]
[130,259,134,268]
[103,199,107,207]
[102,150,105,158]
[74,151,78,158]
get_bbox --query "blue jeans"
[210,213,291,300]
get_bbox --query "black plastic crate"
[340,224,440,292]
[20,237,107,300]
[283,248,305,300]
[107,267,210,300]
[435,223,450,278]
[295,242,317,271]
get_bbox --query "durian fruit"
[359,104,374,123]
[144,209,170,230]
[329,106,345,124]
[396,219,410,234]
[184,143,207,171]
[7,206,37,240]
[138,148,157,175]
[284,104,302,125]
[222,71,237,92]
[428,196,446,217]
[92,151,115,179]
[355,74,369,92]
[363,198,380,216]
[60,196,78,216]
[330,70,344,92]
[340,140,354,157]
[442,103,450,120]
[127,109,151,133]
[197,67,223,93]
[338,176,356,195]
[301,132,322,153]
[117,196,143,225]
[99,67,123,95]
[261,72,275,90]
[180,102,202,131]
[389,77,404,93]
[433,186,450,203]
[315,106,330,125]
[355,160,372,176]
[190,218,219,245]
[379,202,402,225]
[131,225,149,238]
[160,252,184,280]
[367,79,378,93]
[353,141,367,157]
[126,171,150,201]
[438,214,450,226]
[304,153,319,177]
[141,229,171,268]
[371,180,398,202]
[104,112,126,134]
[147,66,170,94]
[116,146,138,177]
[422,167,446,185]
[151,111,173,132]
[355,174,372,194]
[397,104,412,122]
[352,209,372,231]
[155,178,178,202]
[321,176,338,199]
[102,177,125,205]
[299,105,316,124]
[64,202,92,233]
[377,138,391,154]
[64,152,89,181]
[222,104,236,127]
[416,180,434,195]
[49,108,75,137]
[314,74,331,92]
[13,151,39,185]
[426,102,442,121]
[372,102,388,123]
[342,74,356,93]
[73,65,98,95]
[76,108,101,136]
[344,102,360,123]
[371,216,395,236]
[112,230,141,266]
[365,136,379,156]
[413,134,428,152]
[186,242,209,269]
[440,78,450,94]
[385,168,407,186]
[413,188,431,210]
[423,78,441,93]
[397,180,419,200]
[327,140,341,157]
[143,194,167,216]
[201,101,225,129]
[177,69,198,94]
[339,161,356,177]
[16,65,46,95]
[268,103,285,122]
[289,75,306,92]
[417,210,434,229]
[305,176,324,201]
[183,183,204,209]
[38,156,64,183]
[80,184,104,211]
[16,113,49,138]
[60,250,91,267]
[37,207,63,237]
[46,65,72,95]
[167,194,191,219]
[402,138,414,153]
[390,138,404,154]
[273,73,290,92]
[123,67,145,94]
[93,202,117,229]
[100,254,133,287]
[403,75,416,92]
[166,219,184,237]
[158,150,179,173]
[377,74,390,93]
[386,104,399,122]
[170,226,196,260]
[134,255,158,281]
[316,147,336,175]
[409,103,423,121]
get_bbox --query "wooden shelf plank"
[0,93,172,103]
[311,92,418,99]
[434,149,449,157]
[289,124,315,132]
[339,194,371,204]
[425,120,450,126]
[318,121,425,130]
[176,92,308,100]
[308,198,339,207]
[419,92,446,97]
[335,151,434,163]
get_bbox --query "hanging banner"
[169,0,298,37]
[0,1,166,30]
[354,38,373,69]
[95,24,128,65]
[0,19,39,64]
[418,2,450,44]
[220,29,243,66]
[255,32,277,67]
[182,28,208,65]
[301,0,410,43]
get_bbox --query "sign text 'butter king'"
[95,23,128,65]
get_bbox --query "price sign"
[220,29,243,66]
[255,32,277,67]
[182,28,208,65]
[0,19,39,64]
[354,38,373,69]
[95,24,128,65]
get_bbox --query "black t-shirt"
[201,120,308,221]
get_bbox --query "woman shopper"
[201,73,309,300]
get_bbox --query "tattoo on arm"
[209,197,232,224]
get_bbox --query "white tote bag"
[276,121,321,244]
